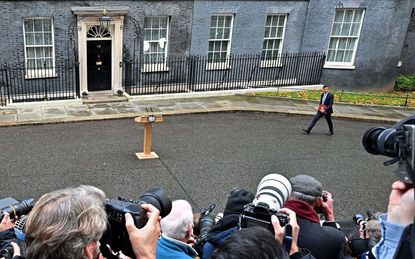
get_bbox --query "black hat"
[223,188,255,216]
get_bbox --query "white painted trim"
[76,16,125,95]
[323,64,355,70]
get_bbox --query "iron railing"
[123,52,326,95]
[0,52,325,107]
[0,60,79,106]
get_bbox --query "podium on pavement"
[135,115,163,159]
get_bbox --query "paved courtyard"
[0,112,396,221]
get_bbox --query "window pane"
[338,38,347,49]
[160,29,167,38]
[334,10,344,22]
[44,33,52,45]
[329,38,337,49]
[225,16,232,27]
[34,19,43,31]
[35,48,44,58]
[327,50,335,61]
[344,50,353,62]
[217,28,224,39]
[218,16,224,27]
[278,16,285,26]
[24,20,34,32]
[347,38,356,49]
[276,27,283,37]
[222,41,228,51]
[144,18,151,28]
[345,10,354,22]
[266,16,272,26]
[264,27,270,37]
[332,23,341,36]
[214,42,220,51]
[144,31,151,41]
[34,33,44,45]
[25,33,34,45]
[210,16,216,27]
[160,17,167,28]
[350,23,360,36]
[341,23,351,36]
[209,42,214,51]
[209,28,216,39]
[45,47,53,58]
[27,48,35,58]
[353,10,363,22]
[28,60,36,69]
[223,28,230,39]
[271,16,278,26]
[152,30,158,41]
[43,19,52,31]
[335,50,344,62]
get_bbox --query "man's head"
[160,199,193,242]
[289,175,323,205]
[322,85,330,93]
[211,226,288,259]
[25,185,107,259]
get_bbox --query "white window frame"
[207,14,234,70]
[142,16,170,72]
[261,14,287,68]
[324,9,365,69]
[23,17,56,79]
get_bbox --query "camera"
[193,204,216,256]
[352,213,367,226]
[101,188,172,259]
[239,174,292,233]
[362,115,415,184]
[0,197,34,222]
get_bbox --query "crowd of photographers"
[0,172,412,259]
[1,116,415,259]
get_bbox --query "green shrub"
[395,74,415,91]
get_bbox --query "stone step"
[82,94,129,104]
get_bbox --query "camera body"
[240,202,289,233]
[362,116,415,184]
[101,188,172,259]
[352,213,367,226]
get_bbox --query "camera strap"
[283,224,293,253]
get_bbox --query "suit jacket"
[320,92,334,114]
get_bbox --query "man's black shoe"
[302,129,310,135]
[326,131,333,136]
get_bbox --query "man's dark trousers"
[308,111,333,133]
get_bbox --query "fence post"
[404,94,409,106]
[340,89,344,102]
[187,55,197,91]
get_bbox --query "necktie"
[322,93,327,104]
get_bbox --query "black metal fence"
[0,52,325,107]
[123,52,326,95]
[0,61,79,106]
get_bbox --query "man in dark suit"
[303,85,334,135]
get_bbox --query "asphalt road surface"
[0,112,396,221]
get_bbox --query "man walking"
[303,85,334,135]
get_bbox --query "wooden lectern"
[135,115,163,159]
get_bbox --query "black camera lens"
[362,127,399,158]
[138,188,172,218]
[0,198,34,221]
[352,213,366,225]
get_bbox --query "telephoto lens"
[0,198,35,221]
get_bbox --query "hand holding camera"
[387,181,415,226]
[272,208,300,255]
[318,191,335,221]
[125,204,161,259]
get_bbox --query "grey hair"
[160,199,193,240]
[290,191,319,205]
[25,185,107,259]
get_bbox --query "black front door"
[87,40,111,91]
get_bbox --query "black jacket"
[296,216,346,259]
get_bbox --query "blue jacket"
[157,235,198,259]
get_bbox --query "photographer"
[0,212,22,259]
[373,181,415,258]
[25,185,161,259]
[283,175,346,259]
[203,188,255,259]
[211,208,314,259]
[156,199,198,259]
